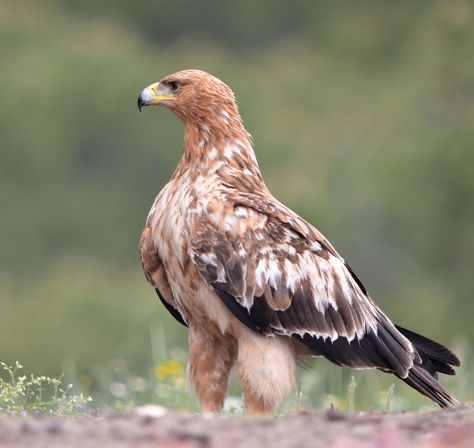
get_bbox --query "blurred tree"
[0,0,472,385]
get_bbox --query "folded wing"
[191,200,418,378]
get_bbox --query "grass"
[0,361,92,416]
[1,323,471,417]
[2,350,470,417]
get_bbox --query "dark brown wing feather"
[191,195,460,406]
[155,287,188,327]
[191,201,418,378]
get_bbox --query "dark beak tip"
[137,96,144,112]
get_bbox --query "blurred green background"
[1,0,473,412]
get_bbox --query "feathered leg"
[188,325,237,415]
[237,331,297,416]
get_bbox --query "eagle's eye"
[169,81,180,93]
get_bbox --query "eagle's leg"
[188,325,237,415]
[237,331,297,416]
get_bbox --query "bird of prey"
[137,70,460,416]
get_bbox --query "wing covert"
[191,202,418,377]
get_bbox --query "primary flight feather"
[137,70,460,415]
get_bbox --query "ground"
[1,405,473,447]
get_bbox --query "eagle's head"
[138,69,238,124]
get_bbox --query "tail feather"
[396,325,461,377]
[396,326,460,367]
[398,365,457,408]
[395,325,460,407]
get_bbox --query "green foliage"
[0,361,92,416]
[0,0,473,412]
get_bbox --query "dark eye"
[169,81,180,92]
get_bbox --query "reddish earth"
[0,404,473,447]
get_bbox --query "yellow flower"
[154,360,184,381]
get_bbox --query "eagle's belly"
[149,175,233,332]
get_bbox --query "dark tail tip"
[399,365,459,408]
[396,325,461,377]
[395,325,460,407]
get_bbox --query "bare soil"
[0,405,473,448]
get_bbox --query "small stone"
[132,405,168,418]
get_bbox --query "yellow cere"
[148,82,176,104]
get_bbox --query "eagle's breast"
[149,169,233,328]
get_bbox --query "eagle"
[137,70,460,416]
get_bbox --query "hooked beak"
[137,82,176,112]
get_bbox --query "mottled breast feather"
[191,192,418,378]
